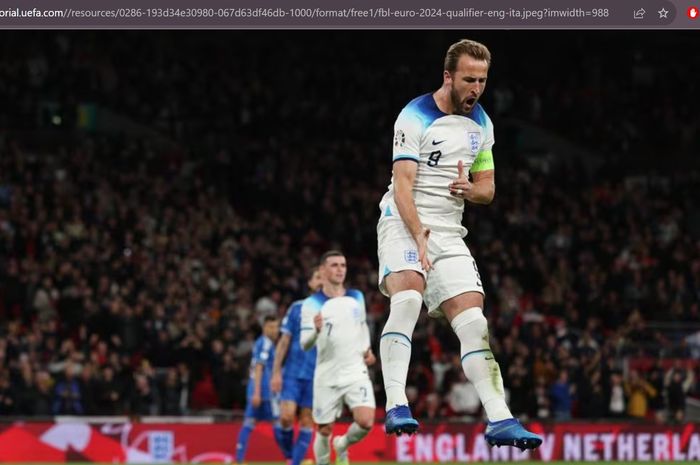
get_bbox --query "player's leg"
[441,291,511,420]
[313,423,333,465]
[294,407,314,465]
[267,396,292,461]
[235,402,259,464]
[435,254,541,450]
[333,379,376,464]
[291,379,315,465]
[380,271,423,435]
[377,222,427,435]
[278,401,296,461]
[332,407,373,465]
[280,377,302,460]
[312,385,343,465]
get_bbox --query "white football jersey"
[378,93,495,236]
[300,289,371,387]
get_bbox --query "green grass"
[4,462,689,465]
[267,463,671,465]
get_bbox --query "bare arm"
[271,333,290,393]
[394,160,422,237]
[272,334,290,375]
[449,161,495,205]
[251,363,263,407]
[394,160,432,270]
[362,322,376,366]
[466,169,495,205]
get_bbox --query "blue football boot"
[384,405,419,436]
[484,418,543,451]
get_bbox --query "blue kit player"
[271,268,324,465]
[235,315,287,464]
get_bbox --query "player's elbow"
[478,184,496,205]
[299,332,315,351]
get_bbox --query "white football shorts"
[312,377,375,425]
[377,218,484,317]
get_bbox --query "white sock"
[335,422,371,450]
[380,290,422,410]
[451,307,512,422]
[314,432,330,465]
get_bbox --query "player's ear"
[443,70,452,86]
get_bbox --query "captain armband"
[471,149,494,173]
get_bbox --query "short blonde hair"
[444,39,491,72]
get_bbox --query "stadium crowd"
[0,32,699,422]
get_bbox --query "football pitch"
[254,462,684,465]
[6,462,691,465]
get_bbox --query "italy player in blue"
[271,268,324,465]
[235,315,287,464]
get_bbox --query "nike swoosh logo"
[485,356,494,360]
[432,140,445,145]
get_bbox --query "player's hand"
[252,393,262,408]
[271,372,282,393]
[364,349,376,366]
[414,226,433,271]
[313,313,323,332]
[449,160,472,199]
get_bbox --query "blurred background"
[0,31,699,428]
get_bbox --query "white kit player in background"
[376,38,542,450]
[300,250,376,465]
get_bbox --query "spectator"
[446,373,481,419]
[52,363,83,415]
[96,366,123,415]
[665,362,695,423]
[607,372,627,419]
[549,370,574,420]
[625,369,657,420]
[130,374,159,416]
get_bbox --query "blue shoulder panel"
[346,289,365,307]
[402,93,447,130]
[466,103,488,128]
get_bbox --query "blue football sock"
[280,425,295,459]
[292,427,313,465]
[273,421,292,459]
[236,419,255,463]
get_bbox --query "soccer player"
[235,315,288,464]
[270,268,324,465]
[376,39,542,450]
[300,251,376,465]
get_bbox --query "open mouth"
[466,97,477,106]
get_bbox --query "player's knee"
[299,409,314,428]
[243,417,256,428]
[356,415,374,430]
[450,307,489,348]
[390,289,423,310]
[353,408,375,430]
[382,289,423,337]
[279,410,295,427]
[317,424,333,436]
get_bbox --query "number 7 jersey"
[379,93,495,237]
[300,289,371,387]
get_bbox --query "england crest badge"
[468,132,481,154]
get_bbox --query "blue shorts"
[280,377,314,409]
[244,397,280,421]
